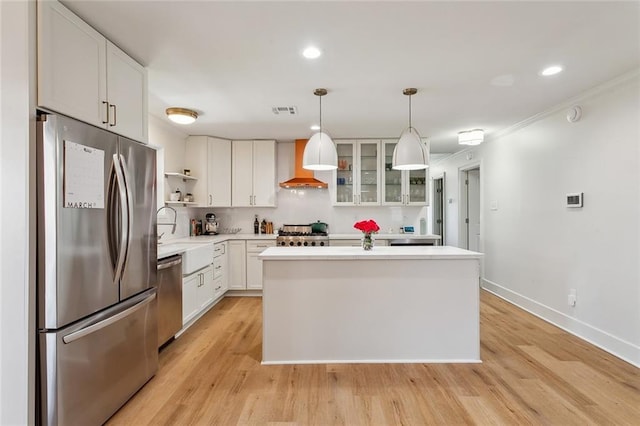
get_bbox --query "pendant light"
[303,88,337,170]
[392,88,429,170]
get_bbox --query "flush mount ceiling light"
[310,124,320,131]
[458,129,485,146]
[303,88,337,171]
[165,107,198,124]
[392,88,429,170]
[540,65,563,76]
[302,46,322,59]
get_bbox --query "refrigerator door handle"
[62,292,156,344]
[119,154,134,272]
[112,154,129,284]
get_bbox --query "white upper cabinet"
[333,140,381,206]
[186,136,232,207]
[381,139,429,206]
[232,140,276,207]
[37,0,148,142]
[105,41,148,142]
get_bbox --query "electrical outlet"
[568,289,577,307]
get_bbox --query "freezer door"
[118,136,157,300]
[37,113,120,329]
[38,289,158,426]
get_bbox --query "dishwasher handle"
[158,256,182,270]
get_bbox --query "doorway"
[432,175,445,245]
[460,166,480,251]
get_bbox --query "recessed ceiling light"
[310,124,320,131]
[302,46,321,59]
[540,65,563,76]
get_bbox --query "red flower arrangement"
[354,219,380,234]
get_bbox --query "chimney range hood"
[279,139,329,189]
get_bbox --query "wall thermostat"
[566,192,583,208]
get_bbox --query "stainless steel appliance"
[276,224,330,247]
[157,255,183,348]
[389,238,438,246]
[36,112,158,426]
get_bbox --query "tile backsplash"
[182,187,427,236]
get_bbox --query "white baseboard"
[481,278,640,368]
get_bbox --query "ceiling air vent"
[272,106,297,115]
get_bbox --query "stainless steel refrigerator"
[36,112,158,425]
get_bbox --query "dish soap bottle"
[254,215,259,234]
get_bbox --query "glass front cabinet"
[334,140,380,206]
[381,139,429,206]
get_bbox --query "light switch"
[490,200,498,211]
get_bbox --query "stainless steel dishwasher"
[157,255,183,348]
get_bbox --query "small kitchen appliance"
[205,213,219,234]
[276,224,330,247]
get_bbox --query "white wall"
[0,1,35,424]
[148,114,191,241]
[430,71,640,366]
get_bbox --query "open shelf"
[165,172,197,181]
[165,200,198,206]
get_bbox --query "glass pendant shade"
[303,132,338,170]
[392,127,429,170]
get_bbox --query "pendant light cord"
[319,95,323,134]
[408,93,412,129]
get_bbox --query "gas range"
[276,224,330,247]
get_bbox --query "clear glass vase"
[362,233,373,250]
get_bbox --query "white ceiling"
[63,1,640,153]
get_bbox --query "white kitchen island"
[260,246,483,364]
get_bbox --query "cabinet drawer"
[213,256,225,279]
[214,243,226,257]
[246,240,276,252]
[213,276,226,300]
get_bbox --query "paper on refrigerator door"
[64,140,105,208]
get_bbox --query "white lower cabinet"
[212,242,228,299]
[246,241,276,290]
[228,240,247,290]
[182,265,214,326]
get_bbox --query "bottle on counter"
[254,215,259,234]
[261,219,267,234]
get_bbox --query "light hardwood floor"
[108,290,640,425]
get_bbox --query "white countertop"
[157,233,276,259]
[259,245,482,260]
[157,233,443,259]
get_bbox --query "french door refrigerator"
[36,112,158,425]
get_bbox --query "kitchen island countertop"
[259,245,480,260]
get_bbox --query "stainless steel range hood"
[279,139,328,189]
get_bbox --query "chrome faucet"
[157,206,177,235]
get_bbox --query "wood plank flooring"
[107,291,640,425]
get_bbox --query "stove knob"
[303,241,308,246]
[289,241,294,246]
[320,241,325,246]
[311,241,316,246]
[296,241,302,246]
[280,241,286,246]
